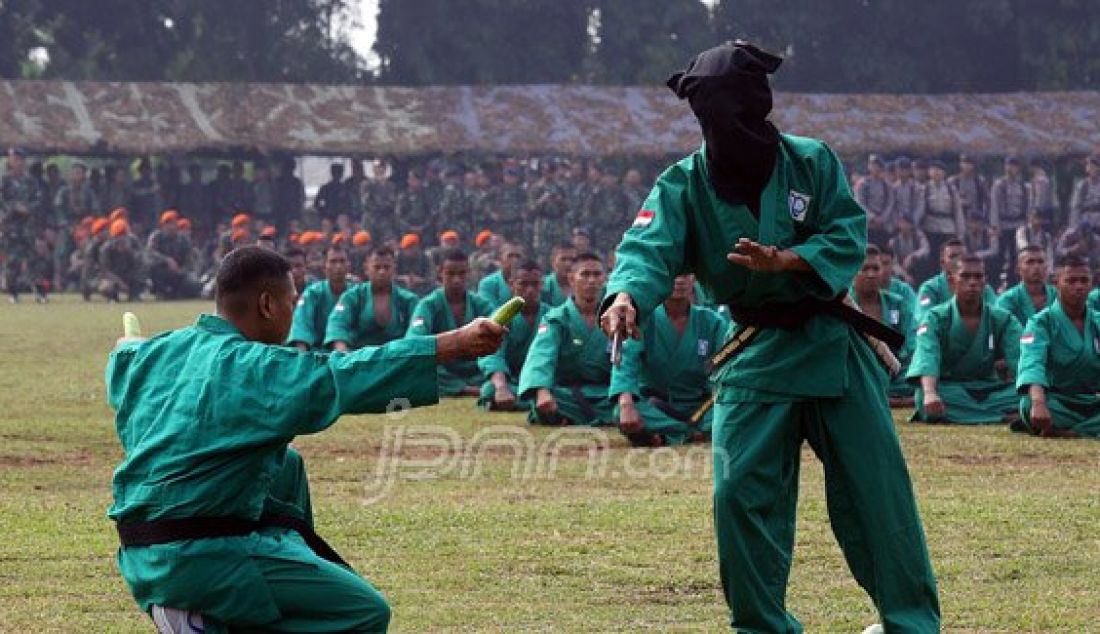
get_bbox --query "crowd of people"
[3,146,1099,441]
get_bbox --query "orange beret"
[230,228,248,243]
[109,219,129,237]
[352,230,372,247]
[109,207,128,222]
[91,218,110,235]
[288,232,301,244]
[231,213,251,228]
[177,218,192,230]
[331,233,345,245]
[400,233,420,249]
[160,209,179,225]
[475,230,493,247]
[298,231,320,246]
[260,226,277,238]
[439,230,459,242]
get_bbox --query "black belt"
[727,295,905,350]
[115,512,349,568]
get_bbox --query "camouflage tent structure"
[1,80,1097,158]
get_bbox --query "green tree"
[588,0,712,84]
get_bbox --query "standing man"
[1016,255,1100,438]
[325,246,420,350]
[274,157,305,233]
[989,156,1032,283]
[889,157,923,232]
[288,245,350,351]
[856,154,894,247]
[994,246,1056,328]
[600,43,939,632]
[107,246,503,632]
[315,163,349,223]
[1069,154,1100,229]
[949,154,988,222]
[396,169,434,240]
[920,161,965,260]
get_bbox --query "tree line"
[1,0,1097,92]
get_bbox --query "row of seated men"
[856,240,1099,438]
[288,239,1099,443]
[286,242,726,446]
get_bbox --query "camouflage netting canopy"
[1,81,1097,158]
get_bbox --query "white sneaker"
[862,625,884,634]
[151,605,204,633]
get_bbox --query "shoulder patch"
[335,303,346,312]
[1020,333,1035,345]
[917,323,929,336]
[412,316,425,327]
[537,323,549,334]
[919,296,932,306]
[632,209,655,227]
[788,190,811,222]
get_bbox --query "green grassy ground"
[0,295,1097,632]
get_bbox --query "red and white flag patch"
[1020,333,1035,345]
[537,323,549,334]
[632,209,655,228]
[917,324,929,336]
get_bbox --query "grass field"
[0,295,1097,632]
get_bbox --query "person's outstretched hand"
[436,317,506,362]
[600,292,640,340]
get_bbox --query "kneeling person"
[518,252,614,426]
[408,249,495,396]
[479,259,550,411]
[612,274,728,446]
[1016,256,1100,438]
[288,245,350,351]
[852,246,916,405]
[907,254,1022,424]
[107,246,504,632]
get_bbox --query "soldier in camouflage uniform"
[81,218,110,301]
[99,220,146,302]
[621,167,649,214]
[437,167,476,242]
[463,170,489,234]
[395,168,434,240]
[27,236,55,302]
[527,160,570,261]
[486,165,528,244]
[2,148,42,300]
[146,210,200,299]
[583,165,629,255]
[362,161,398,243]
[54,162,100,226]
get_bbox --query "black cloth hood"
[667,42,783,212]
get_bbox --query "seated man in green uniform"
[1016,255,1100,438]
[995,245,1056,327]
[878,245,916,310]
[540,242,575,307]
[478,259,550,411]
[915,238,997,324]
[612,273,728,446]
[519,252,615,426]
[476,240,525,308]
[852,246,916,406]
[907,254,1022,424]
[288,245,350,351]
[107,246,504,633]
[408,248,495,396]
[325,246,420,351]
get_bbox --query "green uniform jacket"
[1017,301,1100,394]
[889,276,917,313]
[609,304,728,406]
[479,302,552,381]
[106,315,438,623]
[604,136,868,400]
[914,271,997,324]
[287,279,341,350]
[408,288,493,387]
[518,297,612,398]
[994,282,1056,329]
[540,273,569,307]
[477,269,511,309]
[907,298,1022,383]
[1087,287,1099,313]
[851,288,917,364]
[323,281,420,348]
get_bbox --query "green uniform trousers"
[712,340,940,633]
[199,449,392,633]
[1018,394,1100,438]
[526,385,615,426]
[912,382,1017,425]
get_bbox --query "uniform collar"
[196,313,244,337]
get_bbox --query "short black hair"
[951,253,984,273]
[284,246,305,260]
[215,246,292,315]
[942,239,964,256]
[1019,245,1044,257]
[370,245,395,259]
[1056,254,1090,270]
[574,251,603,266]
[865,244,881,258]
[510,259,543,280]
[553,242,576,253]
[878,245,895,258]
